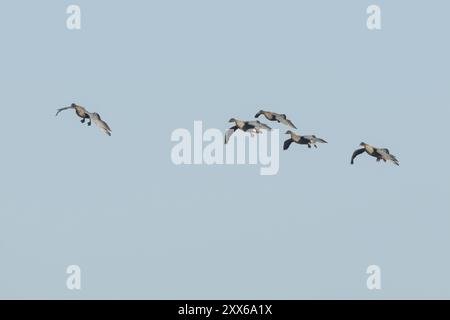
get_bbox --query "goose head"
[360,142,367,147]
[285,130,293,135]
[254,110,264,118]
[228,118,237,123]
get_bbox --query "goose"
[225,118,271,144]
[255,110,297,129]
[283,130,327,150]
[85,112,112,136]
[351,142,399,166]
[56,103,92,125]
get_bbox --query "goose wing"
[351,148,366,165]
[274,114,297,129]
[55,106,73,116]
[98,114,112,132]
[377,148,399,166]
[283,138,294,150]
[257,122,272,131]
[247,121,271,131]
[225,126,238,144]
[315,138,327,143]
[97,119,112,136]
[89,112,112,136]
[304,135,327,144]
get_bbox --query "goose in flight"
[283,130,327,150]
[86,112,112,136]
[225,118,271,144]
[255,110,297,129]
[56,103,91,125]
[351,142,399,166]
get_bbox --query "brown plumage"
[283,130,327,150]
[56,103,91,125]
[255,110,297,129]
[225,118,271,144]
[351,142,399,166]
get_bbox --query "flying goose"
[56,103,91,125]
[255,110,297,129]
[225,118,271,144]
[283,130,327,150]
[85,112,112,136]
[351,142,399,166]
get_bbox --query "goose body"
[283,130,327,150]
[225,118,271,144]
[351,142,399,165]
[56,103,91,125]
[255,110,297,129]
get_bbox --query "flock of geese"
[56,104,399,166]
[226,109,400,166]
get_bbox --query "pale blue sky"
[0,0,449,299]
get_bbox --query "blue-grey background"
[0,0,449,299]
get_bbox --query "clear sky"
[0,0,449,299]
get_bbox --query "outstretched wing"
[87,112,112,136]
[94,120,111,136]
[351,148,366,165]
[314,137,327,144]
[96,119,112,136]
[245,121,271,131]
[275,114,297,129]
[378,148,390,154]
[303,135,327,144]
[55,106,73,116]
[97,115,112,132]
[225,126,238,144]
[377,148,399,166]
[257,122,272,131]
[283,139,294,150]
